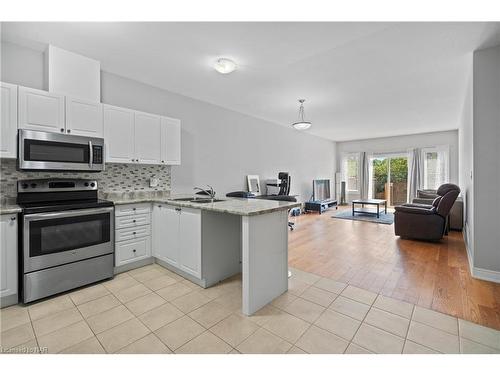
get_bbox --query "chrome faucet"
[193,185,216,200]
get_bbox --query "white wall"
[0,41,336,202]
[472,45,500,277]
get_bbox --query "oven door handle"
[23,206,114,221]
[89,141,93,169]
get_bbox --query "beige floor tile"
[407,321,459,354]
[210,314,259,347]
[188,301,232,328]
[460,337,500,354]
[341,285,377,305]
[263,310,310,343]
[86,304,134,334]
[458,319,500,350]
[60,337,106,354]
[28,294,74,321]
[288,278,310,296]
[176,331,232,354]
[162,268,186,281]
[373,295,414,319]
[196,284,227,300]
[37,321,94,353]
[142,275,178,291]
[287,346,307,354]
[315,309,361,341]
[102,274,140,294]
[171,291,211,313]
[118,333,172,354]
[130,268,168,283]
[300,286,337,307]
[237,328,292,354]
[32,307,83,337]
[289,268,321,285]
[113,284,151,304]
[237,304,281,327]
[296,325,349,354]
[314,278,347,294]
[229,349,241,354]
[156,282,193,301]
[125,293,166,316]
[270,291,298,309]
[345,343,373,354]
[181,279,204,291]
[138,302,184,331]
[127,264,160,276]
[329,295,370,321]
[154,315,205,350]
[353,323,405,354]
[77,294,121,318]
[0,322,35,349]
[403,340,440,354]
[0,305,30,332]
[364,307,410,338]
[97,318,150,353]
[69,284,110,305]
[213,290,242,312]
[412,306,458,335]
[283,297,325,323]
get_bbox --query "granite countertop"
[0,198,22,215]
[101,191,301,216]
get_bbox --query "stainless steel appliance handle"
[89,141,93,168]
[23,206,114,221]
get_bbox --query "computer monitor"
[313,179,331,201]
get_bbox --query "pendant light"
[292,99,312,130]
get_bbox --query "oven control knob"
[84,182,89,187]
[90,182,95,188]
[30,183,37,188]
[21,183,28,189]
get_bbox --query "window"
[342,153,360,192]
[423,146,449,190]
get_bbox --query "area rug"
[332,210,394,224]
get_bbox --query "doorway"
[370,154,408,206]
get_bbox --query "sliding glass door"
[370,154,408,206]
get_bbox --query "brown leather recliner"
[394,184,461,241]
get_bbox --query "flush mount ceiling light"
[214,58,237,74]
[292,99,312,130]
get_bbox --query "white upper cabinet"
[65,96,103,137]
[135,111,162,164]
[161,117,181,165]
[18,86,65,133]
[103,104,135,163]
[0,82,18,158]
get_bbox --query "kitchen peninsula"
[105,193,301,316]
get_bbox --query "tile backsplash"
[0,158,171,199]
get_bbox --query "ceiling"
[2,22,500,141]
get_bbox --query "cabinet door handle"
[60,128,65,132]
[67,129,71,133]
[133,249,136,253]
[133,207,136,210]
[10,216,16,221]
[175,208,181,212]
[132,219,136,223]
[133,232,136,235]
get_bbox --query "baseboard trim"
[471,266,500,283]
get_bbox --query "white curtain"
[407,148,423,202]
[359,152,370,200]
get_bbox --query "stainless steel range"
[17,178,114,303]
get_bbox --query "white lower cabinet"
[1,214,18,306]
[114,203,152,269]
[153,204,201,279]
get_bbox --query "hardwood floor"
[288,207,500,330]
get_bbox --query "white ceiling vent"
[45,45,101,102]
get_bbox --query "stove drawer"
[115,213,150,229]
[116,237,151,266]
[115,203,151,217]
[116,224,151,242]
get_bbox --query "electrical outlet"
[150,175,159,188]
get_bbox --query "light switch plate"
[150,176,159,188]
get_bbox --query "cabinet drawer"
[115,237,150,266]
[116,224,151,242]
[115,213,150,229]
[115,203,151,217]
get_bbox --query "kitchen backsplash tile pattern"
[0,158,171,199]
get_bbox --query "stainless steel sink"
[171,197,195,201]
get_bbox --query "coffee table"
[352,199,387,219]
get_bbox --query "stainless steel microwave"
[18,129,105,172]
